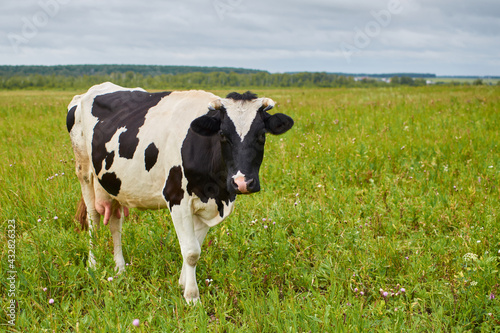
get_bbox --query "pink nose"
[233,176,249,193]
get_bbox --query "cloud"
[1,0,498,75]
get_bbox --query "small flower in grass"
[360,291,364,296]
[383,291,388,298]
[354,288,358,293]
[400,288,406,293]
[463,253,478,262]
[38,218,42,222]
[490,293,495,300]
[49,299,54,304]
[54,216,58,220]
[132,319,140,327]
[108,277,113,282]
[264,225,268,229]
[43,287,47,292]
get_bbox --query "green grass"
[1,86,499,332]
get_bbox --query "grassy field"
[1,85,499,332]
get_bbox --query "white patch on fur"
[223,98,264,141]
[232,170,245,180]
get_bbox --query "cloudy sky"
[1,0,499,75]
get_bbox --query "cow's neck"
[181,130,236,217]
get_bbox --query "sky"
[1,0,499,76]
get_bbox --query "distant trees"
[0,64,264,77]
[0,70,374,90]
[0,72,427,90]
[390,76,426,86]
[473,78,483,85]
[1,65,493,90]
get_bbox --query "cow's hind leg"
[108,202,126,273]
[78,179,101,269]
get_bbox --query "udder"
[95,200,129,225]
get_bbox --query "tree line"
[0,65,264,77]
[0,70,434,90]
[2,65,497,90]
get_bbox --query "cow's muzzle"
[232,174,260,194]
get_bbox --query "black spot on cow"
[181,128,235,217]
[163,166,184,210]
[99,172,121,196]
[105,151,115,170]
[144,143,159,172]
[91,90,171,175]
[66,105,77,132]
[118,131,139,159]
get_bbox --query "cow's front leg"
[171,205,202,304]
[179,216,210,288]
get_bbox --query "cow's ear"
[191,115,221,136]
[264,113,294,135]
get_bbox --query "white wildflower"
[463,253,478,262]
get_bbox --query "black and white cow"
[67,82,293,303]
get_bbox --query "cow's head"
[190,92,294,195]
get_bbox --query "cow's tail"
[75,196,88,231]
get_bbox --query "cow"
[66,82,294,303]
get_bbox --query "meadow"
[1,85,499,332]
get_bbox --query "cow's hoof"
[114,265,125,274]
[184,289,200,305]
[185,296,200,305]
